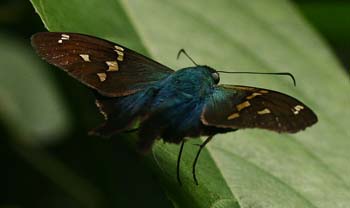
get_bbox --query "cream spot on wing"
[106,61,119,71]
[259,90,269,94]
[97,73,107,82]
[100,111,108,120]
[236,101,251,111]
[116,50,124,61]
[246,92,262,99]
[58,34,70,43]
[295,105,304,111]
[114,45,124,51]
[95,100,108,120]
[95,100,101,108]
[79,54,91,62]
[292,105,304,115]
[230,86,255,91]
[227,113,240,120]
[257,108,271,115]
[61,34,70,40]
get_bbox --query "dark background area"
[1,0,349,207]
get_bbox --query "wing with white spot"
[201,85,317,133]
[31,32,174,97]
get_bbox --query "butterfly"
[31,32,318,185]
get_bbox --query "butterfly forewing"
[31,32,174,97]
[201,85,317,133]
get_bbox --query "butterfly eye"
[211,72,220,84]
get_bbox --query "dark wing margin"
[31,32,174,97]
[201,85,317,133]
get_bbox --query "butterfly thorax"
[154,66,216,101]
[132,66,218,143]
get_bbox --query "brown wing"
[31,32,174,97]
[201,85,317,133]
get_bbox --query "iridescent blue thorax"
[152,65,219,107]
[126,65,221,142]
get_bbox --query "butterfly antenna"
[177,49,198,66]
[192,135,214,185]
[217,71,297,87]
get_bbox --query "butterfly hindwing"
[201,85,317,133]
[31,32,174,97]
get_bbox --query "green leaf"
[0,34,71,143]
[29,0,350,207]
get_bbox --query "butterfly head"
[182,65,220,85]
[202,65,220,84]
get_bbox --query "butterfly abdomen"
[137,101,205,152]
[91,87,160,137]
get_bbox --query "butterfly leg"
[192,135,214,185]
[177,140,186,186]
[122,128,139,134]
[88,121,129,137]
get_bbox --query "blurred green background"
[0,0,349,207]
